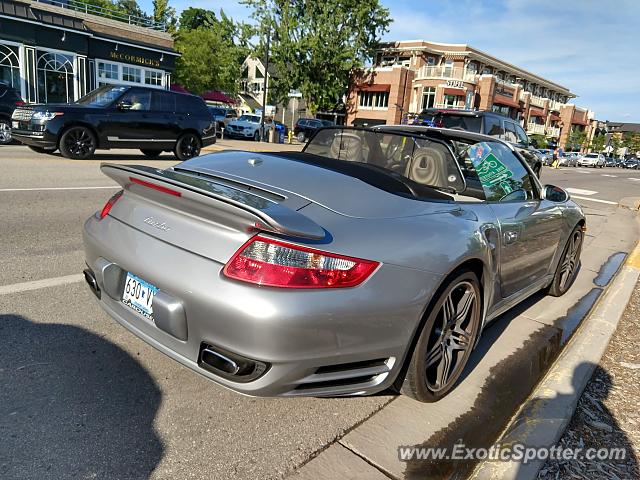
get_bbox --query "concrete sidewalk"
[203,138,303,153]
[289,207,640,480]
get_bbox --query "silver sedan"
[83,126,585,402]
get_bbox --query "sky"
[139,0,640,122]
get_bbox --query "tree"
[179,7,218,30]
[567,128,587,151]
[590,134,605,153]
[242,0,391,113]
[529,134,547,149]
[153,0,177,32]
[116,0,147,19]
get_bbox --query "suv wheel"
[0,119,12,145]
[296,132,306,143]
[174,133,201,160]
[59,126,96,160]
[140,149,162,158]
[253,130,261,142]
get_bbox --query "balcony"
[549,99,564,111]
[434,103,468,110]
[529,95,546,108]
[527,123,546,135]
[32,0,167,30]
[547,126,561,137]
[414,66,477,83]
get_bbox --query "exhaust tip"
[83,268,101,299]
[198,343,269,383]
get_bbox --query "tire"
[547,225,584,297]
[28,145,57,155]
[398,270,482,402]
[254,130,261,142]
[140,149,162,158]
[174,132,201,161]
[0,118,11,145]
[296,132,306,143]
[59,126,96,160]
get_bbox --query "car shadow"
[47,152,180,162]
[0,314,163,479]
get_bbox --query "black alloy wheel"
[174,133,201,161]
[59,126,96,160]
[547,226,583,297]
[399,270,481,402]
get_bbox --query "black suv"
[11,85,216,160]
[294,118,334,142]
[416,109,543,177]
[0,84,24,145]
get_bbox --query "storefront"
[0,0,178,103]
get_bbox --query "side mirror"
[117,101,132,110]
[542,184,569,203]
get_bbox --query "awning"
[358,84,391,92]
[550,113,561,122]
[202,90,236,104]
[170,84,191,94]
[493,95,521,109]
[529,108,545,117]
[572,117,589,126]
[443,88,466,96]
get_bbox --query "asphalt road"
[0,145,638,479]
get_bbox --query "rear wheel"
[253,130,261,142]
[174,133,201,161]
[59,126,96,160]
[547,225,583,297]
[0,119,11,144]
[296,132,306,143]
[140,149,162,158]
[28,145,57,155]
[398,270,481,402]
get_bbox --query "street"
[1,145,639,479]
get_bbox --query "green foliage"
[589,134,605,152]
[152,0,177,32]
[622,132,640,155]
[115,0,147,18]
[178,7,218,30]
[567,128,587,151]
[242,0,391,112]
[529,134,548,149]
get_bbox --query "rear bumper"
[83,214,441,397]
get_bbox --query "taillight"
[129,177,182,197]
[99,190,124,219]
[15,100,25,107]
[223,236,379,288]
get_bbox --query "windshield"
[239,115,259,123]
[209,107,226,116]
[76,85,127,107]
[303,127,466,195]
[584,154,598,158]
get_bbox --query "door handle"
[503,230,519,245]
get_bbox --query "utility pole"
[260,24,271,142]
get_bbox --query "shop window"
[122,66,142,83]
[421,87,436,110]
[444,94,461,108]
[145,70,163,86]
[37,51,74,103]
[98,62,118,80]
[0,44,20,89]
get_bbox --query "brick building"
[347,40,594,150]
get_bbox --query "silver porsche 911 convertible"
[83,126,585,402]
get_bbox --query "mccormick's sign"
[109,51,161,68]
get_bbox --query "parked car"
[83,125,584,403]
[416,109,543,177]
[577,153,605,168]
[0,83,25,145]
[604,156,618,167]
[208,106,237,135]
[537,149,553,166]
[225,114,273,141]
[294,118,334,143]
[621,158,639,169]
[11,85,216,160]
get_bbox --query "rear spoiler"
[100,163,326,240]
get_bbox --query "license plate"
[122,272,158,320]
[12,121,18,129]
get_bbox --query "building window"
[359,91,389,109]
[444,94,462,108]
[145,70,163,86]
[426,56,436,66]
[0,44,20,89]
[482,66,493,75]
[444,59,454,77]
[421,87,436,110]
[467,61,477,74]
[37,51,74,103]
[122,66,142,83]
[97,61,118,81]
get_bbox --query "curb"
[469,239,640,480]
[619,196,640,211]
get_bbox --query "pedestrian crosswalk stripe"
[566,188,598,196]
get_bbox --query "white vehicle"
[578,153,605,168]
[225,114,273,141]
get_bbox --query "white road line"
[566,187,598,196]
[629,178,640,182]
[0,186,118,192]
[602,174,617,177]
[570,195,618,205]
[0,274,84,295]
